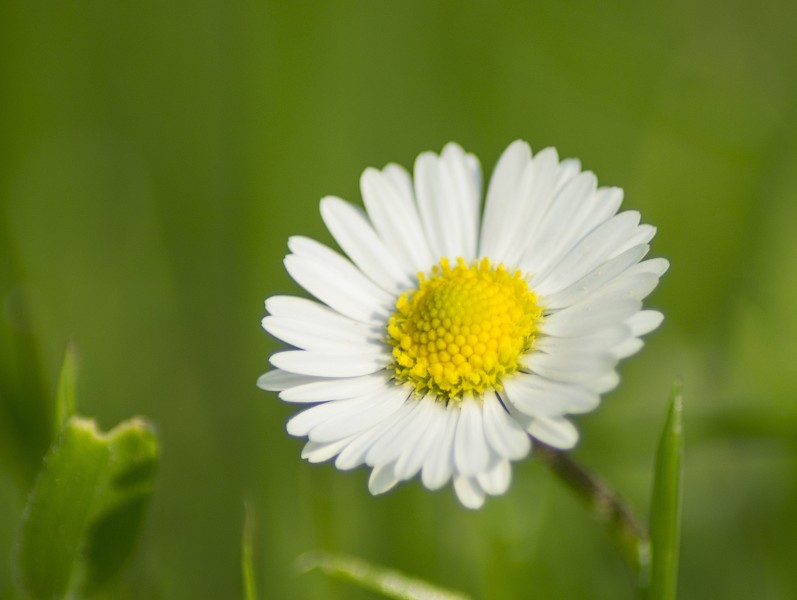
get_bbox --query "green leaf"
[54,341,78,439]
[81,417,159,594]
[297,551,473,600]
[16,416,159,598]
[16,418,110,599]
[648,382,684,600]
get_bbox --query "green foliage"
[15,416,158,598]
[647,383,684,600]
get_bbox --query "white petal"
[270,350,389,378]
[441,143,482,259]
[528,416,579,449]
[279,373,390,403]
[479,140,531,259]
[536,185,624,280]
[590,186,625,222]
[554,158,582,191]
[627,257,669,278]
[264,295,382,341]
[610,224,657,257]
[453,475,486,509]
[531,211,642,296]
[540,298,641,338]
[256,369,318,392]
[385,398,439,480]
[584,272,662,304]
[308,385,408,443]
[368,463,399,495]
[365,397,431,467]
[503,373,599,417]
[477,458,511,496]
[543,274,660,340]
[286,398,366,438]
[393,400,447,480]
[421,403,460,490]
[320,196,411,293]
[626,310,665,336]
[535,326,631,357]
[612,337,644,359]
[453,395,491,477]
[481,391,531,460]
[497,147,564,267]
[334,403,414,471]
[285,237,393,324]
[383,163,415,201]
[521,171,599,275]
[262,315,385,353]
[301,437,352,463]
[414,143,481,261]
[361,166,433,273]
[541,244,649,309]
[584,370,620,393]
[526,350,616,384]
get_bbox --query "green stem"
[532,439,651,591]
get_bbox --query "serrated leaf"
[297,551,473,600]
[648,382,684,600]
[15,416,159,599]
[81,417,158,594]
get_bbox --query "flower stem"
[532,439,651,591]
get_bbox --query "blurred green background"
[2,0,796,598]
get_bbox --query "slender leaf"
[648,382,684,600]
[16,416,159,598]
[54,341,78,439]
[242,500,258,600]
[297,551,473,600]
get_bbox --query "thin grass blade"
[297,551,473,600]
[648,382,684,600]
[242,499,258,600]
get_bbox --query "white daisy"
[258,141,667,509]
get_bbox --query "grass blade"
[242,500,258,600]
[297,551,473,600]
[648,382,684,600]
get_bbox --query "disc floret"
[387,257,542,403]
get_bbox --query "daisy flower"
[258,141,667,509]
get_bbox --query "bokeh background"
[2,1,796,598]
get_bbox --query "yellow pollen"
[387,257,543,404]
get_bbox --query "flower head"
[258,141,667,509]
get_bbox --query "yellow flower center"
[387,257,542,403]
